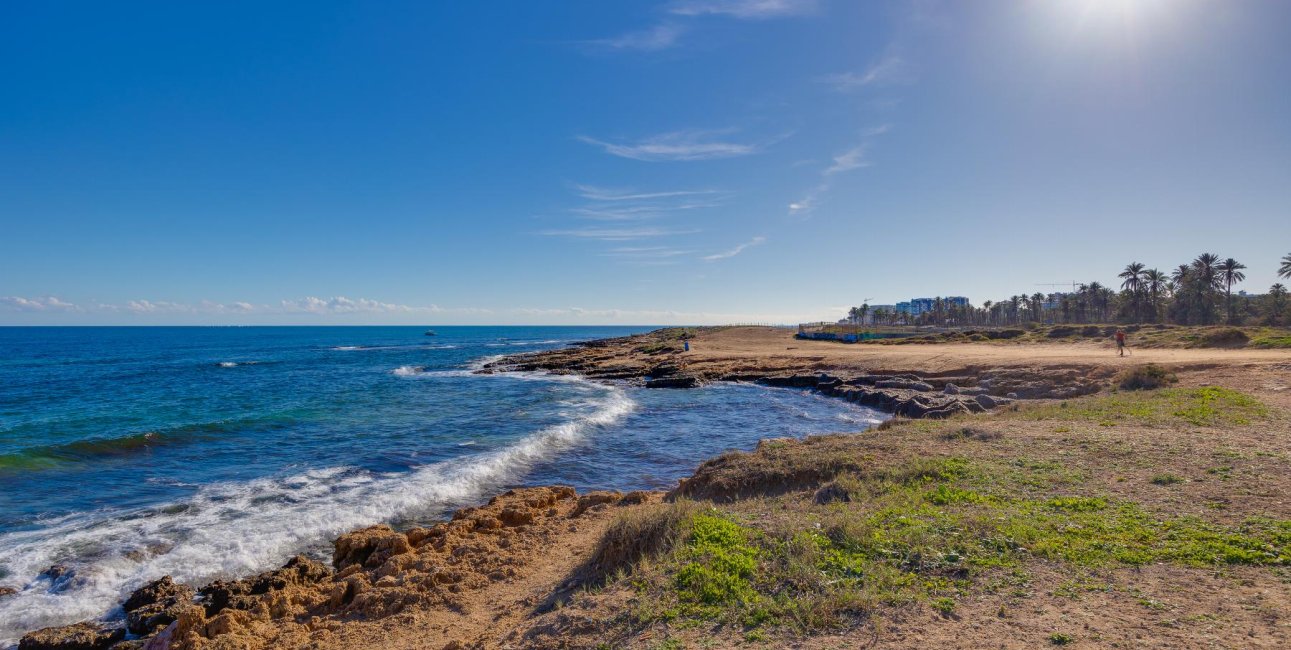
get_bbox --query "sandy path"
[690,327,1291,373]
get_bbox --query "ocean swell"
[0,374,635,646]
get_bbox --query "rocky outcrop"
[18,622,124,650]
[486,331,1114,421]
[13,486,636,650]
[123,576,194,636]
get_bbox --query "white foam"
[0,375,634,645]
[391,365,425,377]
[218,362,238,368]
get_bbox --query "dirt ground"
[691,326,1291,374]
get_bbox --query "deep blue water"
[0,326,882,643]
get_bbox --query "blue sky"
[2,0,1289,325]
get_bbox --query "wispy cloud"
[573,184,719,202]
[577,130,763,162]
[819,55,910,91]
[0,295,81,312]
[824,146,869,175]
[703,236,766,261]
[591,23,687,51]
[571,201,720,221]
[788,186,824,216]
[540,226,702,241]
[788,126,891,217]
[669,0,817,19]
[600,246,697,266]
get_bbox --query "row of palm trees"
[847,252,1291,328]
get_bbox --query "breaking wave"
[0,375,634,645]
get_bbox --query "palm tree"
[1119,262,1146,322]
[1269,284,1288,325]
[1218,258,1247,324]
[1193,253,1221,289]
[1142,268,1167,322]
[1031,292,1045,323]
[1280,253,1291,279]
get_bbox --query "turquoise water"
[0,326,882,643]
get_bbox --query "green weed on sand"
[1017,387,1267,427]
[619,455,1289,633]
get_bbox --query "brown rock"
[122,576,195,636]
[333,525,412,569]
[499,506,534,527]
[18,622,124,650]
[0,585,18,598]
[571,491,621,517]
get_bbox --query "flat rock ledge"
[486,339,1109,419]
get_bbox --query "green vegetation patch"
[1250,335,1291,349]
[674,514,760,607]
[621,456,1290,634]
[1017,387,1266,427]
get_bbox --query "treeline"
[850,252,1291,328]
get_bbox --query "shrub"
[1080,325,1102,337]
[1047,326,1077,338]
[590,501,698,581]
[1117,364,1178,391]
[1198,328,1249,348]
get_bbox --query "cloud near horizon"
[0,295,81,312]
[0,294,827,325]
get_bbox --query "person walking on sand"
[1115,328,1126,357]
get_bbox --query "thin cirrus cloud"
[573,184,720,202]
[540,226,702,241]
[570,201,720,221]
[590,23,687,51]
[824,146,869,175]
[819,55,911,91]
[703,236,766,261]
[600,246,697,266]
[576,131,763,162]
[669,0,818,19]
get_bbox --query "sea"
[0,326,883,644]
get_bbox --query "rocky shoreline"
[12,328,1123,649]
[484,329,1113,419]
[15,487,658,650]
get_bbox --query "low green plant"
[1017,387,1266,427]
[1151,474,1184,486]
[1049,632,1074,645]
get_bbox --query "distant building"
[903,296,969,316]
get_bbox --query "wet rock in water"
[333,525,412,570]
[18,622,124,650]
[38,564,72,581]
[0,585,18,598]
[876,378,935,392]
[123,576,195,636]
[644,375,699,388]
